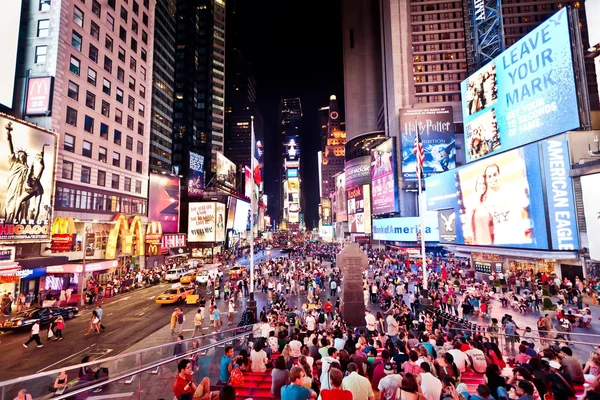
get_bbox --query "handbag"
[47,329,54,339]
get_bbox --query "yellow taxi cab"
[180,271,197,284]
[228,265,247,279]
[155,284,194,305]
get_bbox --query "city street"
[0,250,278,381]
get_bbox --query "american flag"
[413,127,425,178]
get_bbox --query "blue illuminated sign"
[541,139,579,250]
[287,168,298,178]
[373,214,440,242]
[461,7,580,163]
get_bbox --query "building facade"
[16,0,156,221]
[320,95,346,200]
[280,98,302,230]
[172,0,226,179]
[149,0,176,174]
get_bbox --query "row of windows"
[410,2,461,12]
[411,12,461,22]
[416,94,461,103]
[414,52,465,62]
[63,128,143,168]
[412,22,464,32]
[413,31,465,42]
[414,84,460,93]
[61,159,143,192]
[56,186,146,214]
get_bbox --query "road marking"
[37,346,91,372]
[107,313,114,316]
[148,296,155,300]
[109,296,131,305]
[87,393,134,400]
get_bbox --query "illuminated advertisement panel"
[345,156,371,189]
[215,202,226,242]
[188,202,216,242]
[148,174,180,233]
[461,8,580,162]
[216,152,236,189]
[287,168,298,178]
[373,213,440,242]
[0,0,22,108]
[25,77,53,116]
[400,107,455,181]
[581,174,600,260]
[0,115,57,241]
[347,185,372,234]
[371,138,399,214]
[226,197,236,230]
[233,201,250,232]
[288,178,299,193]
[188,152,205,196]
[335,174,347,222]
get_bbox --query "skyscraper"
[280,98,302,230]
[172,0,226,179]
[224,49,263,170]
[15,0,155,221]
[150,0,176,174]
[320,95,346,200]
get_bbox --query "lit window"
[35,45,48,63]
[37,19,50,37]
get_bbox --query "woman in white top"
[250,342,269,373]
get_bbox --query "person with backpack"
[317,308,327,330]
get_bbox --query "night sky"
[229,0,344,230]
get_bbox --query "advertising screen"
[456,145,548,248]
[345,156,371,189]
[371,138,399,214]
[0,116,57,241]
[461,7,580,163]
[335,174,347,222]
[25,77,53,116]
[347,185,372,234]
[226,197,236,230]
[233,200,250,232]
[188,152,205,196]
[0,0,22,108]
[216,152,236,189]
[188,202,215,242]
[400,107,456,180]
[373,213,440,242]
[541,139,578,251]
[288,178,299,193]
[438,209,457,243]
[244,166,253,198]
[287,168,298,178]
[215,202,226,242]
[581,173,600,260]
[148,174,180,233]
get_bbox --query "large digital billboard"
[461,7,580,163]
[215,202,226,242]
[581,174,600,260]
[400,107,456,181]
[0,115,57,241]
[188,152,205,196]
[188,202,216,242]
[373,213,440,242]
[0,0,22,108]
[233,200,250,232]
[371,138,399,214]
[216,152,236,189]
[347,185,372,234]
[226,197,236,230]
[335,174,347,222]
[345,156,371,189]
[148,174,180,233]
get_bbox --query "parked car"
[165,267,187,282]
[155,284,194,305]
[0,306,79,332]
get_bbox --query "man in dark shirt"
[560,347,584,384]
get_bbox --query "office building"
[15,0,155,221]
[149,0,176,174]
[320,95,346,199]
[171,0,226,179]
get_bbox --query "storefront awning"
[448,245,579,260]
[17,256,69,269]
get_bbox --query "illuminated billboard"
[233,200,250,232]
[188,152,205,196]
[226,197,236,230]
[373,213,440,242]
[188,202,216,242]
[371,138,399,214]
[335,174,347,222]
[345,156,371,189]
[461,7,580,162]
[148,174,180,233]
[581,173,600,260]
[25,77,54,116]
[287,168,298,178]
[425,139,577,250]
[216,152,236,189]
[215,202,226,242]
[0,0,22,108]
[400,107,455,180]
[0,115,57,242]
[288,178,299,193]
[347,185,372,234]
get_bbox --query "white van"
[196,263,221,284]
[165,267,187,282]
